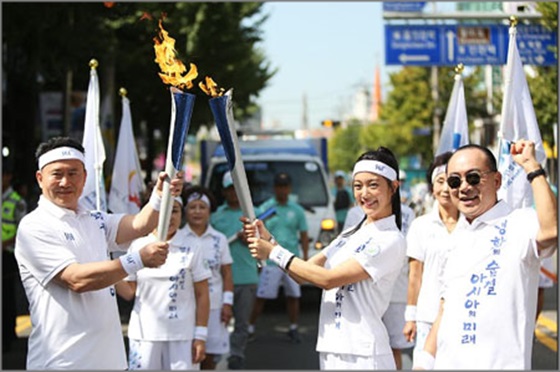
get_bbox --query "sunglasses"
[446,170,494,189]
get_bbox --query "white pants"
[412,321,432,363]
[256,265,301,299]
[128,339,199,370]
[382,302,415,349]
[206,308,230,355]
[319,352,396,370]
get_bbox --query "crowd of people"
[4,135,557,370]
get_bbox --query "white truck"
[200,136,338,257]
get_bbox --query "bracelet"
[194,326,208,341]
[268,235,277,245]
[148,188,162,211]
[223,291,234,306]
[404,305,417,322]
[269,245,295,270]
[527,167,546,183]
[413,350,435,370]
[119,250,144,275]
[285,255,296,271]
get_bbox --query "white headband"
[431,165,447,184]
[187,192,211,207]
[38,146,85,170]
[173,196,183,206]
[352,160,397,181]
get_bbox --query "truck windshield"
[209,160,329,209]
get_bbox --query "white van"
[200,138,338,258]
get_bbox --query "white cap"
[222,171,233,188]
[334,170,346,179]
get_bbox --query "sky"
[256,1,456,131]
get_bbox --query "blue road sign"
[385,24,557,66]
[383,2,426,13]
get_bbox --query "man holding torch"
[14,136,184,369]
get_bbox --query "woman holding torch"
[243,147,406,370]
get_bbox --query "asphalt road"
[3,284,557,370]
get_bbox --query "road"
[3,284,557,370]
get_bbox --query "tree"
[339,66,487,168]
[528,2,558,145]
[2,2,276,188]
[327,122,363,172]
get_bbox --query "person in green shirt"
[331,170,354,233]
[247,172,309,344]
[210,171,259,370]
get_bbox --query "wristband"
[148,188,162,211]
[285,255,296,271]
[526,167,546,183]
[404,305,417,322]
[223,291,234,306]
[413,350,435,370]
[269,245,295,270]
[194,326,208,341]
[119,250,144,275]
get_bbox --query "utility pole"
[430,2,440,152]
[302,92,308,130]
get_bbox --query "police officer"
[2,163,27,352]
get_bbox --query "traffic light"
[321,120,340,128]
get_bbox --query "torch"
[200,77,264,267]
[153,19,197,241]
[227,207,277,244]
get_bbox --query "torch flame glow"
[199,76,225,98]
[154,19,198,91]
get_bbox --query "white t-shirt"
[390,204,415,303]
[316,215,406,357]
[406,204,454,323]
[181,224,233,309]
[126,230,212,341]
[343,204,414,303]
[15,196,127,370]
[435,201,551,369]
[342,205,363,231]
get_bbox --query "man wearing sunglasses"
[414,141,557,370]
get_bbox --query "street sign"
[517,24,558,65]
[385,24,557,66]
[383,2,426,13]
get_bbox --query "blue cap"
[222,171,234,188]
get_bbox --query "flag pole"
[497,16,518,162]
[89,59,103,211]
[452,63,464,150]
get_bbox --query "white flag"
[108,95,145,214]
[497,25,546,209]
[79,66,107,211]
[436,72,469,156]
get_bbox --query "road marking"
[535,328,558,351]
[536,314,558,352]
[16,315,31,336]
[538,315,557,333]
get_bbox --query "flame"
[153,19,198,91]
[199,76,225,98]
